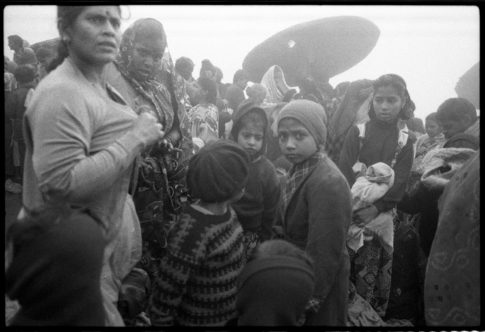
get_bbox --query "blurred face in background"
[128,36,164,81]
[425,118,442,138]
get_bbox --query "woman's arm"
[374,140,414,212]
[337,125,360,187]
[29,86,157,203]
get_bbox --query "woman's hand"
[132,112,165,147]
[353,205,379,226]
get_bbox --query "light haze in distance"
[4,5,480,119]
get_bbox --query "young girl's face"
[278,118,318,164]
[237,124,264,157]
[425,118,442,138]
[372,85,404,123]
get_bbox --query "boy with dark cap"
[236,239,315,326]
[148,140,249,326]
[275,99,352,326]
[230,99,281,259]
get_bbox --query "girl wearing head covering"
[229,99,281,259]
[338,73,415,319]
[103,18,194,285]
[259,65,298,166]
[275,100,352,325]
[148,140,249,326]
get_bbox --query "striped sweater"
[148,204,244,326]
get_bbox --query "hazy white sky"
[4,5,480,119]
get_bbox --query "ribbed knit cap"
[277,99,327,146]
[187,140,250,203]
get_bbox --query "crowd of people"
[4,5,480,327]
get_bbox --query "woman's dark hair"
[175,56,194,76]
[369,73,415,121]
[407,117,426,134]
[199,59,216,79]
[197,77,218,105]
[233,69,248,84]
[425,112,439,123]
[436,98,477,123]
[214,67,223,83]
[50,6,121,71]
[14,64,37,84]
[8,35,24,49]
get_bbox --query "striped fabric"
[148,205,244,326]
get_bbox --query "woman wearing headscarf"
[259,65,298,168]
[104,18,193,287]
[338,74,415,319]
[260,65,293,106]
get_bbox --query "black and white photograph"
[4,4,480,328]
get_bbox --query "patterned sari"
[116,20,194,284]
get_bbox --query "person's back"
[148,140,249,326]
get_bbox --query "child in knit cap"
[275,99,352,326]
[236,239,315,326]
[230,99,281,260]
[148,140,249,327]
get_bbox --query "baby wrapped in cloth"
[347,162,395,254]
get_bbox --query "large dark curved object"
[242,16,380,86]
[455,62,479,109]
[30,37,59,56]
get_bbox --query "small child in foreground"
[148,140,249,326]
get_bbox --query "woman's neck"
[192,201,228,215]
[68,55,106,86]
[373,116,398,127]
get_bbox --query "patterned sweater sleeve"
[148,249,197,326]
[148,211,206,326]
